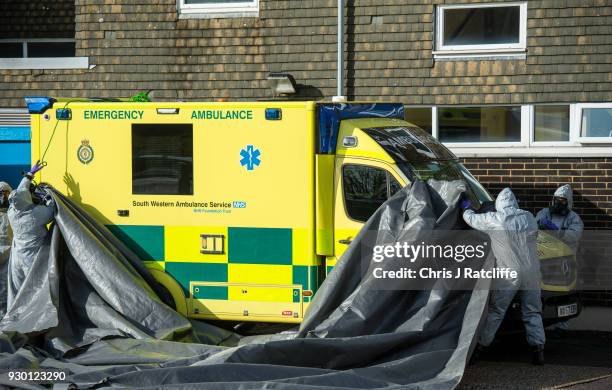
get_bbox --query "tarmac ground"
[460,330,612,389]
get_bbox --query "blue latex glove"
[29,160,45,175]
[460,199,472,210]
[539,218,559,231]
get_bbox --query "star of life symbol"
[240,145,261,171]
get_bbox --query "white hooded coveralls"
[463,188,545,347]
[7,177,54,309]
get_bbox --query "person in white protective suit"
[0,181,13,317]
[536,184,583,336]
[7,161,55,309]
[461,187,545,365]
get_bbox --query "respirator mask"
[0,193,8,208]
[550,196,569,216]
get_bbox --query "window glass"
[389,176,402,197]
[27,42,75,58]
[343,165,400,222]
[442,6,520,46]
[581,108,612,138]
[405,107,432,134]
[184,0,255,5]
[132,124,193,195]
[0,43,23,58]
[534,105,570,142]
[438,106,521,143]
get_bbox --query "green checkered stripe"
[107,225,323,301]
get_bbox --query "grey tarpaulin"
[0,180,492,389]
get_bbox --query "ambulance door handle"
[338,238,352,245]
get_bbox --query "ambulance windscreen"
[362,126,456,163]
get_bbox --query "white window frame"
[178,0,259,18]
[0,38,88,70]
[575,103,612,144]
[433,2,527,58]
[436,105,528,148]
[406,104,612,157]
[528,104,576,147]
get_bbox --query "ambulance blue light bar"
[317,103,405,154]
[25,97,56,114]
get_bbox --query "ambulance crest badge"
[77,139,94,165]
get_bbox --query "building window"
[578,104,612,142]
[178,0,259,18]
[434,2,527,58]
[533,105,570,142]
[0,39,87,69]
[132,124,194,195]
[405,107,433,134]
[0,39,75,58]
[404,104,612,155]
[342,164,400,222]
[438,106,522,143]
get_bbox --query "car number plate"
[557,303,578,317]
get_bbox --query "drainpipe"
[332,0,347,102]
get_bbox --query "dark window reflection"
[343,164,401,222]
[443,6,520,46]
[438,106,521,142]
[132,124,193,195]
[405,107,433,134]
[28,42,76,57]
[0,43,23,58]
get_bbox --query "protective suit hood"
[0,182,12,193]
[553,184,573,210]
[0,182,11,209]
[495,187,519,211]
[8,187,34,212]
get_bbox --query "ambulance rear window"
[132,124,193,195]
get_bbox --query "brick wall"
[461,157,612,229]
[0,0,74,39]
[1,0,611,106]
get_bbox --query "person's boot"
[531,344,545,365]
[469,344,486,365]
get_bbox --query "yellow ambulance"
[25,97,580,324]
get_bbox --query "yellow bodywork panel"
[315,154,335,257]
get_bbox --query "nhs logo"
[233,201,247,209]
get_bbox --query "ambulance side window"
[342,164,401,222]
[132,124,194,195]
